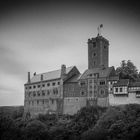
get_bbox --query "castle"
[24,26,140,116]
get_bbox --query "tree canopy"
[116,60,139,81]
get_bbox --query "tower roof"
[80,67,115,79]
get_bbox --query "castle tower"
[88,29,109,69]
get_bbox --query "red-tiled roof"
[65,74,81,83]
[113,79,129,87]
[30,66,74,83]
[129,82,140,87]
[80,67,114,79]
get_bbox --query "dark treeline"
[0,104,140,140]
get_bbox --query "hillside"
[0,104,140,140]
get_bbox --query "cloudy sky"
[0,0,140,106]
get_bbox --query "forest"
[0,104,140,140]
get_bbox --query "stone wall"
[63,97,87,115]
[109,92,140,105]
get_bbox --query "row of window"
[67,98,79,102]
[26,89,59,97]
[80,80,105,86]
[92,42,107,49]
[115,87,123,92]
[129,87,140,90]
[27,99,55,105]
[88,90,105,96]
[26,81,60,89]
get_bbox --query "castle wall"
[63,97,87,115]
[109,92,140,105]
[24,79,63,116]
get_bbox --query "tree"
[24,120,48,140]
[116,60,139,81]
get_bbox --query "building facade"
[109,79,140,105]
[24,32,140,116]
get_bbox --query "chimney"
[41,74,43,81]
[61,64,66,78]
[28,72,30,83]
[33,72,36,76]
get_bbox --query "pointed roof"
[129,81,140,87]
[80,67,115,80]
[30,66,74,83]
[113,79,129,87]
[64,74,81,83]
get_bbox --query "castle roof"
[64,74,81,83]
[30,66,74,83]
[129,82,140,87]
[113,79,129,87]
[80,67,114,79]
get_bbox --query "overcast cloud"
[0,0,140,106]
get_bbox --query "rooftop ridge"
[34,66,74,76]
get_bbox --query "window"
[136,91,140,98]
[94,73,99,78]
[104,46,107,49]
[38,85,40,88]
[93,42,96,48]
[53,89,56,94]
[81,91,85,96]
[110,88,113,91]
[100,90,104,95]
[33,85,36,88]
[33,91,36,97]
[37,91,40,96]
[42,84,45,87]
[93,53,96,56]
[29,86,32,89]
[52,99,54,104]
[37,100,39,105]
[29,92,32,97]
[115,88,118,92]
[58,82,60,85]
[26,87,28,89]
[42,90,45,96]
[47,83,50,86]
[120,88,123,92]
[94,61,96,66]
[55,89,58,94]
[100,81,105,85]
[42,100,44,104]
[89,74,92,77]
[89,85,92,89]
[80,82,86,86]
[47,90,50,95]
[52,82,55,86]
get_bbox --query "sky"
[0,0,140,106]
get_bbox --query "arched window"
[100,89,105,95]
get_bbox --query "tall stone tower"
[88,35,109,69]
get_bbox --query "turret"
[61,64,66,79]
[28,72,30,83]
